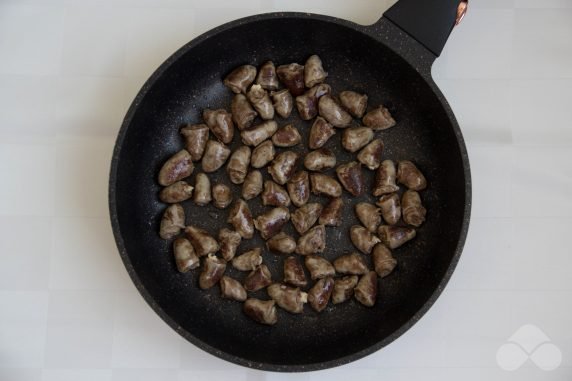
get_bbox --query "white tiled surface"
[1,0,571,380]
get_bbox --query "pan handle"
[383,0,468,56]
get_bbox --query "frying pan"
[109,0,472,372]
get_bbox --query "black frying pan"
[109,0,471,372]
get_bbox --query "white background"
[1,0,571,380]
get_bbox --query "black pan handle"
[383,0,468,56]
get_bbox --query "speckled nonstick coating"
[109,13,471,372]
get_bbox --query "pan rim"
[108,11,472,372]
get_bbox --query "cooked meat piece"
[232,248,263,271]
[287,171,310,207]
[227,199,254,239]
[308,277,334,312]
[271,89,293,118]
[296,225,326,256]
[397,160,427,191]
[180,124,209,161]
[159,181,194,203]
[223,64,256,94]
[271,124,302,147]
[339,91,368,118]
[226,146,251,184]
[377,225,416,249]
[261,180,291,207]
[158,150,194,186]
[376,193,401,225]
[402,190,427,227]
[267,232,297,254]
[247,84,275,120]
[304,55,328,87]
[355,202,382,232]
[308,116,336,149]
[243,298,277,325]
[318,95,352,128]
[291,203,323,234]
[185,225,219,256]
[201,140,231,173]
[231,93,257,130]
[218,228,241,261]
[362,105,396,130]
[193,172,212,206]
[241,170,263,200]
[333,253,369,275]
[310,173,342,197]
[336,161,365,196]
[342,126,374,153]
[276,63,305,96]
[250,140,275,168]
[268,151,298,185]
[304,148,336,172]
[357,139,384,170]
[255,61,279,91]
[159,204,185,239]
[203,108,234,144]
[283,256,307,287]
[212,183,232,209]
[267,284,307,314]
[319,197,344,226]
[307,83,331,99]
[173,237,200,273]
[244,264,272,292]
[350,225,381,254]
[372,243,397,278]
[304,255,335,280]
[199,254,226,289]
[220,276,247,301]
[332,276,359,304]
[373,160,399,196]
[354,271,377,307]
[241,120,278,147]
[254,207,290,240]
[295,83,331,121]
[295,92,318,120]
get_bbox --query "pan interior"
[113,16,467,368]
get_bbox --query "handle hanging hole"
[455,0,468,26]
